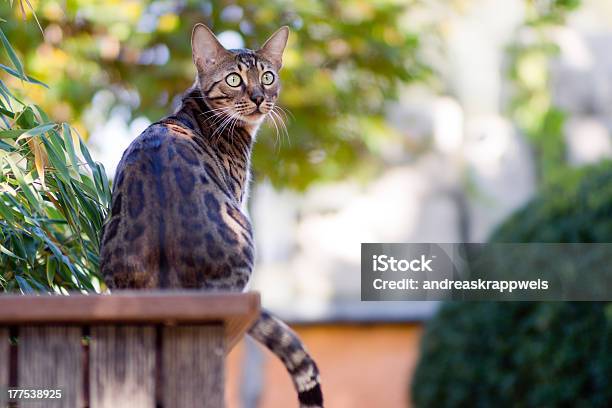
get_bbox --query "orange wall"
[227,323,424,408]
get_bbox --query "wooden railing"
[0,291,260,408]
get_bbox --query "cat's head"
[191,24,289,125]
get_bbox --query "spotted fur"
[99,24,323,407]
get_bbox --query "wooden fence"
[0,291,260,408]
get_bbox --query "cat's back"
[99,121,243,289]
[111,120,206,222]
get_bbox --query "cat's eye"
[225,73,242,87]
[261,71,275,86]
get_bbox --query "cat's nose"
[250,92,264,106]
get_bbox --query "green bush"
[411,162,612,407]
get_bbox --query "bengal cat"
[99,24,323,407]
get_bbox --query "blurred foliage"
[492,161,612,242]
[0,0,430,190]
[412,162,612,407]
[0,13,109,293]
[506,0,581,184]
[413,302,612,407]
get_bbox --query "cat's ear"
[191,24,230,70]
[258,26,289,69]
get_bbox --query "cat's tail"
[248,309,324,408]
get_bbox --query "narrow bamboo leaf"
[0,197,17,222]
[29,226,68,266]
[78,135,110,204]
[30,278,48,292]
[0,129,23,139]
[3,155,42,212]
[0,139,14,151]
[72,187,99,243]
[73,178,98,198]
[15,122,56,142]
[2,194,32,225]
[28,137,47,190]
[78,136,97,170]
[15,275,34,293]
[0,28,24,79]
[22,0,44,35]
[0,243,23,259]
[54,179,81,237]
[70,125,85,159]
[0,79,19,106]
[40,135,70,182]
[0,106,15,118]
[92,163,111,206]
[32,105,51,123]
[62,123,79,175]
[45,256,55,286]
[0,64,47,87]
[98,163,111,202]
[47,128,69,155]
[9,230,28,261]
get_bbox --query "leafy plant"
[411,162,612,407]
[0,20,110,293]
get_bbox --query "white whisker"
[274,104,294,120]
[270,108,290,147]
[267,111,281,152]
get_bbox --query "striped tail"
[248,309,324,408]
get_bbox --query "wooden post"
[163,325,225,408]
[18,326,83,407]
[0,292,260,408]
[0,328,8,408]
[89,326,156,408]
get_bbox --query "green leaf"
[16,123,56,141]
[0,139,14,151]
[78,136,97,170]
[41,134,70,182]
[0,197,17,223]
[14,106,39,129]
[45,256,55,286]
[0,243,23,260]
[0,79,19,106]
[0,129,24,139]
[15,275,34,293]
[62,124,79,175]
[0,28,25,80]
[0,64,47,87]
[0,106,15,118]
[3,155,42,213]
